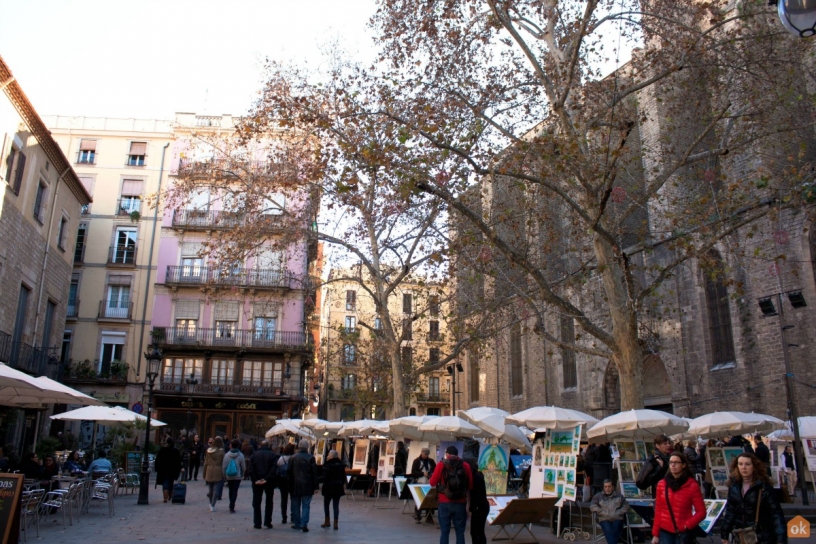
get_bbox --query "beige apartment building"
[319,266,454,420]
[43,115,174,422]
[0,57,91,453]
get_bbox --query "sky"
[0,0,378,120]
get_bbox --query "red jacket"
[652,476,706,537]
[429,455,473,503]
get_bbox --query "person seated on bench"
[590,479,629,544]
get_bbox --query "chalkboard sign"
[0,473,23,544]
[127,451,142,474]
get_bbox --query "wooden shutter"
[180,242,203,257]
[215,301,240,321]
[129,142,147,155]
[13,152,26,193]
[121,179,143,196]
[253,302,279,317]
[78,176,95,196]
[80,139,97,151]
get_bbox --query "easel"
[490,497,557,543]
[374,480,394,501]
[418,488,440,527]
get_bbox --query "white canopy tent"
[588,409,689,440]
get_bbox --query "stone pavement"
[27,483,816,544]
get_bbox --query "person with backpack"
[249,440,279,529]
[636,434,673,498]
[223,439,246,513]
[277,443,295,524]
[430,445,473,544]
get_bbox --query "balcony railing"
[116,198,142,216]
[152,327,311,350]
[170,208,283,230]
[108,245,137,265]
[98,300,134,320]
[157,380,288,397]
[164,266,298,289]
[0,329,60,378]
[176,158,278,178]
[67,299,79,318]
[415,392,446,403]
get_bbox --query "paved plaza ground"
[27,482,816,544]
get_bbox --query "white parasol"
[506,405,599,432]
[587,409,689,440]
[458,407,531,449]
[265,419,314,439]
[338,419,386,437]
[51,405,166,427]
[686,411,786,439]
[417,415,490,441]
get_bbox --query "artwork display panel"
[408,483,432,508]
[532,424,582,499]
[315,438,326,466]
[353,438,369,470]
[479,443,510,495]
[723,447,743,470]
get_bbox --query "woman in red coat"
[651,452,705,544]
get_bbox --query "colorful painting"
[558,455,565,467]
[568,456,575,468]
[563,485,576,500]
[557,469,565,482]
[616,441,636,461]
[408,483,432,508]
[698,520,712,533]
[353,438,369,468]
[723,447,743,470]
[635,441,648,461]
[707,501,724,518]
[572,439,579,452]
[622,482,643,499]
[386,440,396,455]
[627,508,648,528]
[533,445,542,466]
[711,468,728,487]
[544,468,556,494]
[566,469,575,486]
[394,476,407,497]
[479,443,510,495]
[557,483,564,497]
[708,448,725,468]
[549,430,574,453]
[618,461,635,482]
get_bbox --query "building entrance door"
[206,413,232,441]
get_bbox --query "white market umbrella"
[338,419,384,437]
[51,405,167,427]
[587,409,688,440]
[35,376,106,405]
[265,419,313,439]
[507,405,599,432]
[0,366,106,407]
[300,418,329,430]
[0,363,46,392]
[389,415,440,440]
[458,407,531,449]
[686,411,785,439]
[758,417,816,441]
[417,415,490,441]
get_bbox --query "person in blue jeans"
[288,438,319,532]
[590,479,630,544]
[429,445,473,544]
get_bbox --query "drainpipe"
[136,143,170,379]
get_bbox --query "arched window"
[510,322,523,396]
[703,250,736,367]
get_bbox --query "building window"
[67,278,79,318]
[11,285,31,362]
[403,293,412,314]
[401,346,412,366]
[253,316,277,341]
[6,147,26,194]
[703,250,736,367]
[429,295,439,316]
[112,227,137,264]
[119,179,143,215]
[343,344,356,365]
[409,407,417,416]
[74,224,87,264]
[104,284,130,319]
[340,404,355,420]
[215,320,236,340]
[560,316,577,389]
[175,318,197,338]
[211,359,235,385]
[344,315,356,333]
[429,320,439,341]
[162,357,203,384]
[345,290,356,311]
[341,374,357,390]
[78,140,96,164]
[127,142,147,166]
[242,361,275,387]
[33,181,46,223]
[429,348,440,365]
[510,322,523,396]
[429,377,440,399]
[427,407,440,416]
[469,347,480,402]
[403,319,412,341]
[99,332,126,376]
[56,216,68,250]
[42,300,56,348]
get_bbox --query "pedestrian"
[683,440,700,474]
[155,437,182,503]
[466,457,489,544]
[319,450,345,530]
[249,439,279,529]
[429,445,473,544]
[781,445,797,497]
[277,443,295,524]
[242,439,255,480]
[189,434,204,481]
[223,439,246,513]
[753,435,771,470]
[204,436,225,512]
[87,450,113,476]
[288,438,319,532]
[651,452,705,544]
[720,452,787,544]
[411,447,436,519]
[366,441,380,497]
[179,434,190,481]
[394,441,408,476]
[636,434,673,498]
[590,479,629,544]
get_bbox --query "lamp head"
[776,0,816,38]
[144,342,163,379]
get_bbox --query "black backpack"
[438,458,467,500]
[277,456,289,480]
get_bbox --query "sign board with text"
[0,473,23,544]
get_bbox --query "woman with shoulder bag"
[720,452,787,544]
[652,452,706,544]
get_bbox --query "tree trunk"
[390,345,407,417]
[593,234,644,410]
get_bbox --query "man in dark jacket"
[636,434,672,498]
[754,434,771,469]
[394,441,408,476]
[188,434,204,481]
[250,440,280,529]
[289,438,319,532]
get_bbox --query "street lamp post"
[184,371,198,438]
[137,342,162,505]
[447,362,464,414]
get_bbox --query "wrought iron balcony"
[171,208,244,230]
[415,392,446,403]
[157,379,288,398]
[176,158,277,178]
[98,300,134,320]
[116,198,142,217]
[151,327,312,352]
[0,329,60,378]
[107,244,137,266]
[164,266,298,290]
[66,299,79,318]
